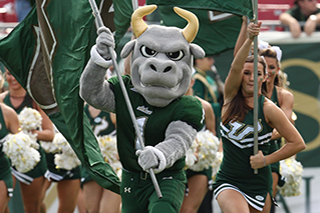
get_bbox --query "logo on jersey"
[124,187,131,193]
[255,195,264,201]
[220,119,272,149]
[137,106,153,115]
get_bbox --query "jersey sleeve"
[177,96,204,131]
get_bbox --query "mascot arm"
[79,26,117,112]
[79,58,116,113]
[136,120,196,173]
[156,120,196,167]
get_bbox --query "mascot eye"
[140,46,157,57]
[166,51,184,61]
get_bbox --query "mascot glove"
[136,146,167,174]
[96,26,115,60]
[90,45,115,69]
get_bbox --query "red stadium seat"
[0,0,17,22]
[258,0,294,31]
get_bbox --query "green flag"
[113,0,134,45]
[146,0,253,19]
[159,7,243,56]
[0,0,120,194]
[146,0,253,55]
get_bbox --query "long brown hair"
[222,55,267,125]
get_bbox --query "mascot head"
[121,5,205,107]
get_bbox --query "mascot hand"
[136,146,167,174]
[90,26,117,68]
[96,26,115,60]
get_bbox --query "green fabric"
[121,169,186,213]
[84,104,116,136]
[0,0,120,194]
[215,95,273,203]
[146,0,253,19]
[45,152,82,180]
[109,75,204,172]
[146,0,253,55]
[157,6,242,56]
[193,69,221,136]
[114,0,133,46]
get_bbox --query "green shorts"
[45,152,81,181]
[121,169,186,213]
[185,167,213,190]
[0,154,13,197]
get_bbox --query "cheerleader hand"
[247,21,262,40]
[250,150,267,169]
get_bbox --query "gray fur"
[136,146,166,174]
[79,60,116,112]
[96,27,115,60]
[155,120,197,168]
[120,40,136,59]
[190,43,206,59]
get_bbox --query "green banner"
[158,6,242,56]
[0,0,120,193]
[146,0,254,19]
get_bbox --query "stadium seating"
[258,0,293,31]
[0,0,17,22]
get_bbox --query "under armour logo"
[124,187,131,193]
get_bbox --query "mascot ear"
[120,40,136,58]
[190,43,205,59]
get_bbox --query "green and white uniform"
[193,68,221,136]
[214,95,273,211]
[45,152,81,182]
[4,93,48,185]
[81,104,117,186]
[84,104,116,137]
[0,106,14,197]
[269,86,285,187]
[109,75,203,213]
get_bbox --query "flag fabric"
[146,0,253,19]
[0,0,120,194]
[159,6,243,56]
[113,0,134,46]
[146,0,253,56]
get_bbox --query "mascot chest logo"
[137,106,153,115]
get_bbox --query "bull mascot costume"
[80,5,205,213]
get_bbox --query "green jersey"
[3,92,33,114]
[0,106,13,197]
[3,92,47,182]
[109,75,204,172]
[269,86,285,186]
[214,95,273,211]
[84,104,116,136]
[0,106,9,154]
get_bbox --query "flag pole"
[132,0,138,10]
[252,0,259,174]
[88,0,163,198]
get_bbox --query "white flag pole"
[252,0,259,174]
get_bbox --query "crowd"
[0,1,312,213]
